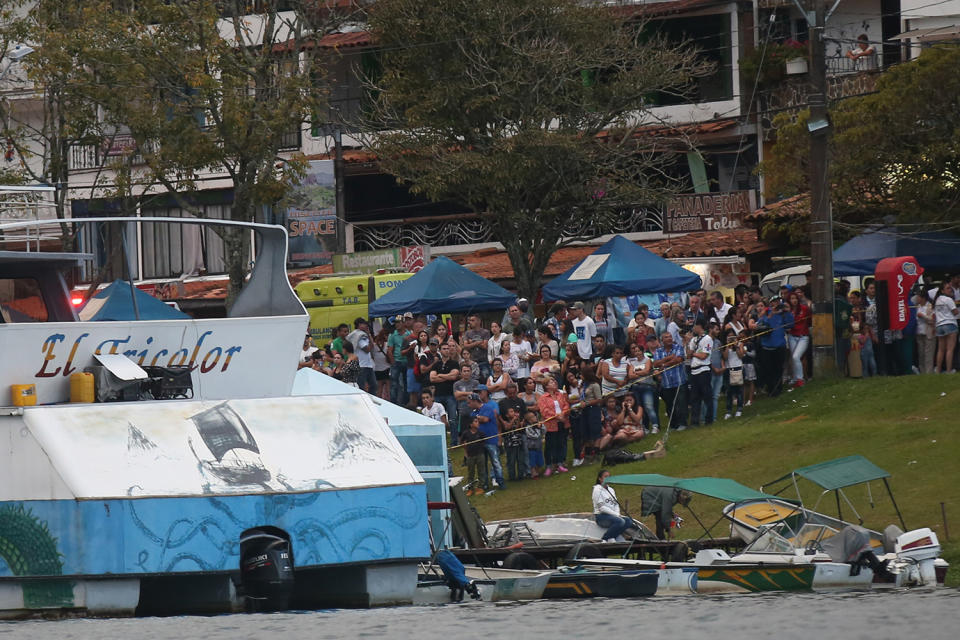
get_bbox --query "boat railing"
[0,216,306,319]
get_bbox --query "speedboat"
[484,512,658,547]
[723,455,948,587]
[597,473,890,593]
[542,566,659,599]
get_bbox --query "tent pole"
[883,478,908,531]
[835,489,842,522]
[121,222,140,321]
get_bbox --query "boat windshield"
[744,522,840,553]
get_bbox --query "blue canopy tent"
[542,235,702,300]
[833,227,960,276]
[79,279,189,321]
[368,255,516,315]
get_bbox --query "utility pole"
[333,127,347,254]
[807,0,835,375]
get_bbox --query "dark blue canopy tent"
[833,227,960,276]
[542,235,702,300]
[368,256,516,315]
[79,279,189,321]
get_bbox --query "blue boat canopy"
[833,227,960,276]
[542,235,702,300]
[606,473,797,504]
[368,256,516,315]
[79,279,189,321]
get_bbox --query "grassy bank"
[458,374,960,586]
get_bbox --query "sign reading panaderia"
[664,191,755,233]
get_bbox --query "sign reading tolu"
[664,191,755,233]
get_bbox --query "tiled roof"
[745,193,810,222]
[316,30,372,49]
[448,229,770,282]
[304,149,379,164]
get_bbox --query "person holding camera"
[757,297,794,397]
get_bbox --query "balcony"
[69,136,156,171]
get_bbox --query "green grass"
[459,374,960,586]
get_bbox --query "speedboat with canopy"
[722,455,946,587]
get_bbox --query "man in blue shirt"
[469,390,506,490]
[387,315,412,405]
[757,298,794,397]
[653,331,688,431]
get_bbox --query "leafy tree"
[357,0,707,300]
[761,44,960,241]
[0,0,107,247]
[77,0,363,303]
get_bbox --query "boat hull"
[542,570,658,599]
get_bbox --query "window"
[0,278,47,323]
[646,13,734,106]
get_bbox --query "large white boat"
[0,217,433,618]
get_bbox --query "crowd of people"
[298,276,960,493]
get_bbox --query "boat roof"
[765,455,890,491]
[606,474,797,504]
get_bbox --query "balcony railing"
[69,138,156,171]
[351,207,665,252]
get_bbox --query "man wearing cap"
[570,301,597,360]
[469,390,506,490]
[387,315,412,405]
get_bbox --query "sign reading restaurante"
[664,190,754,233]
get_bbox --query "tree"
[0,0,107,248]
[66,0,359,303]
[357,0,707,300]
[761,44,960,240]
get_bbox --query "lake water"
[2,589,957,640]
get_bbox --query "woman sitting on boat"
[592,469,638,542]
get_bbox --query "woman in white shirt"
[599,344,633,398]
[915,291,936,374]
[486,357,512,400]
[592,469,637,542]
[487,321,509,366]
[933,282,959,374]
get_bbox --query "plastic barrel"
[10,384,37,407]
[70,372,95,403]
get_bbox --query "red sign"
[875,256,923,331]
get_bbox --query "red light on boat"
[71,296,84,306]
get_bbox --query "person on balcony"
[846,34,877,71]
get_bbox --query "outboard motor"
[895,528,941,586]
[239,526,294,612]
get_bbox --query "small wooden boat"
[542,567,658,599]
[414,566,553,604]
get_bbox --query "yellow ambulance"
[295,272,413,343]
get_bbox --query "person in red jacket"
[787,290,811,387]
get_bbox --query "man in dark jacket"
[640,486,691,539]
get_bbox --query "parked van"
[759,265,863,298]
[295,272,412,343]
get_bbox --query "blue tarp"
[542,235,703,300]
[367,255,516,315]
[833,227,960,276]
[81,279,189,321]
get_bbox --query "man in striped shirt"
[653,331,688,431]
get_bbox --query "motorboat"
[723,456,948,587]
[484,512,658,547]
[596,473,891,594]
[414,566,554,604]
[542,566,659,599]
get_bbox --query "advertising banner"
[282,160,338,265]
[875,256,923,331]
[333,246,430,274]
[664,190,755,233]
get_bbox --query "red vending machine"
[874,256,923,331]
